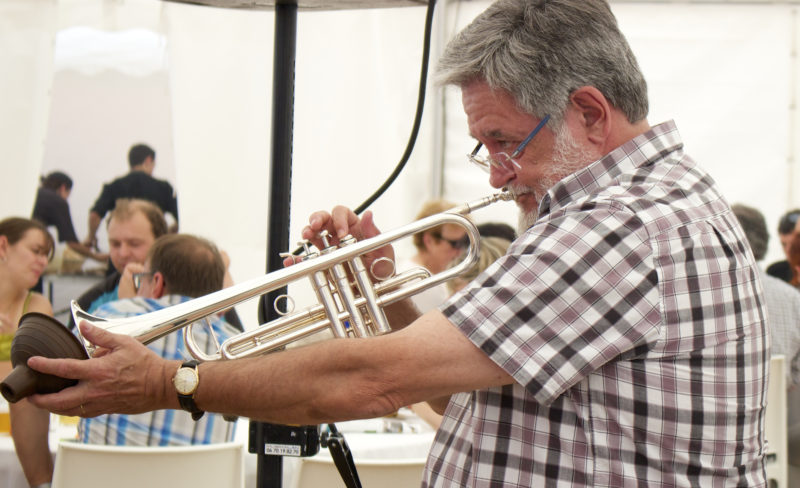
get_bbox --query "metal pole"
[252,3,297,487]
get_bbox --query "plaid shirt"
[425,121,769,487]
[78,295,239,446]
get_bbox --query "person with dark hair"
[71,198,243,332]
[31,170,108,264]
[476,221,516,242]
[732,203,800,387]
[77,234,239,446]
[69,199,168,329]
[0,218,55,487]
[767,208,800,282]
[84,143,178,249]
[15,234,239,482]
[30,1,767,486]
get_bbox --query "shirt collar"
[537,120,684,218]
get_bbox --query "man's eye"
[495,140,513,151]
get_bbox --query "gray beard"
[515,125,598,236]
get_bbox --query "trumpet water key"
[0,190,514,402]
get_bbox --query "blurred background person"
[767,208,800,283]
[70,199,242,332]
[79,233,239,445]
[70,198,167,328]
[447,236,513,295]
[398,199,468,312]
[732,204,800,387]
[0,217,55,487]
[32,171,108,265]
[84,143,178,250]
[412,229,513,429]
[15,234,240,483]
[759,209,800,482]
[473,222,516,243]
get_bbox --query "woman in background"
[0,217,55,487]
[411,233,513,429]
[32,171,108,265]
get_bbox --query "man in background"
[733,203,800,386]
[70,198,167,328]
[80,233,239,445]
[85,143,178,250]
[18,234,240,485]
[767,208,800,283]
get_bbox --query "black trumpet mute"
[1,313,89,403]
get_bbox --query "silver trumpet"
[71,190,514,361]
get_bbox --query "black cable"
[290,0,439,256]
[352,0,438,216]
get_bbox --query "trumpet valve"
[318,231,335,252]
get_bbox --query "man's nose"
[118,244,132,258]
[488,163,515,188]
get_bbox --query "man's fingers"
[330,206,360,239]
[28,384,87,415]
[359,211,380,239]
[79,322,130,352]
[27,355,91,380]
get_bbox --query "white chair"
[293,456,427,488]
[766,355,788,488]
[51,441,244,488]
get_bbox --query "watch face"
[173,367,199,396]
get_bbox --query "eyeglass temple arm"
[470,140,483,157]
[510,114,551,159]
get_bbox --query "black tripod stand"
[249,422,362,487]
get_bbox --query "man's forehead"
[108,211,154,237]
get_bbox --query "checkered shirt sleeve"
[424,121,769,487]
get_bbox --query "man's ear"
[0,236,8,261]
[568,86,611,146]
[151,271,166,298]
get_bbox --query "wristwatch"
[173,359,204,421]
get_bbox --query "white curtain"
[0,0,57,217]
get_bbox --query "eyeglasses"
[468,114,551,173]
[132,271,155,291]
[434,234,468,250]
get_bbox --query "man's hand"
[26,323,175,418]
[284,207,395,280]
[118,262,145,299]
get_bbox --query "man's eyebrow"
[470,129,506,140]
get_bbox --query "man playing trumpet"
[27,1,768,486]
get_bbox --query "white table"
[0,411,435,488]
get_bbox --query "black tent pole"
[251,3,298,487]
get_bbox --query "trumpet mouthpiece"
[499,187,516,201]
